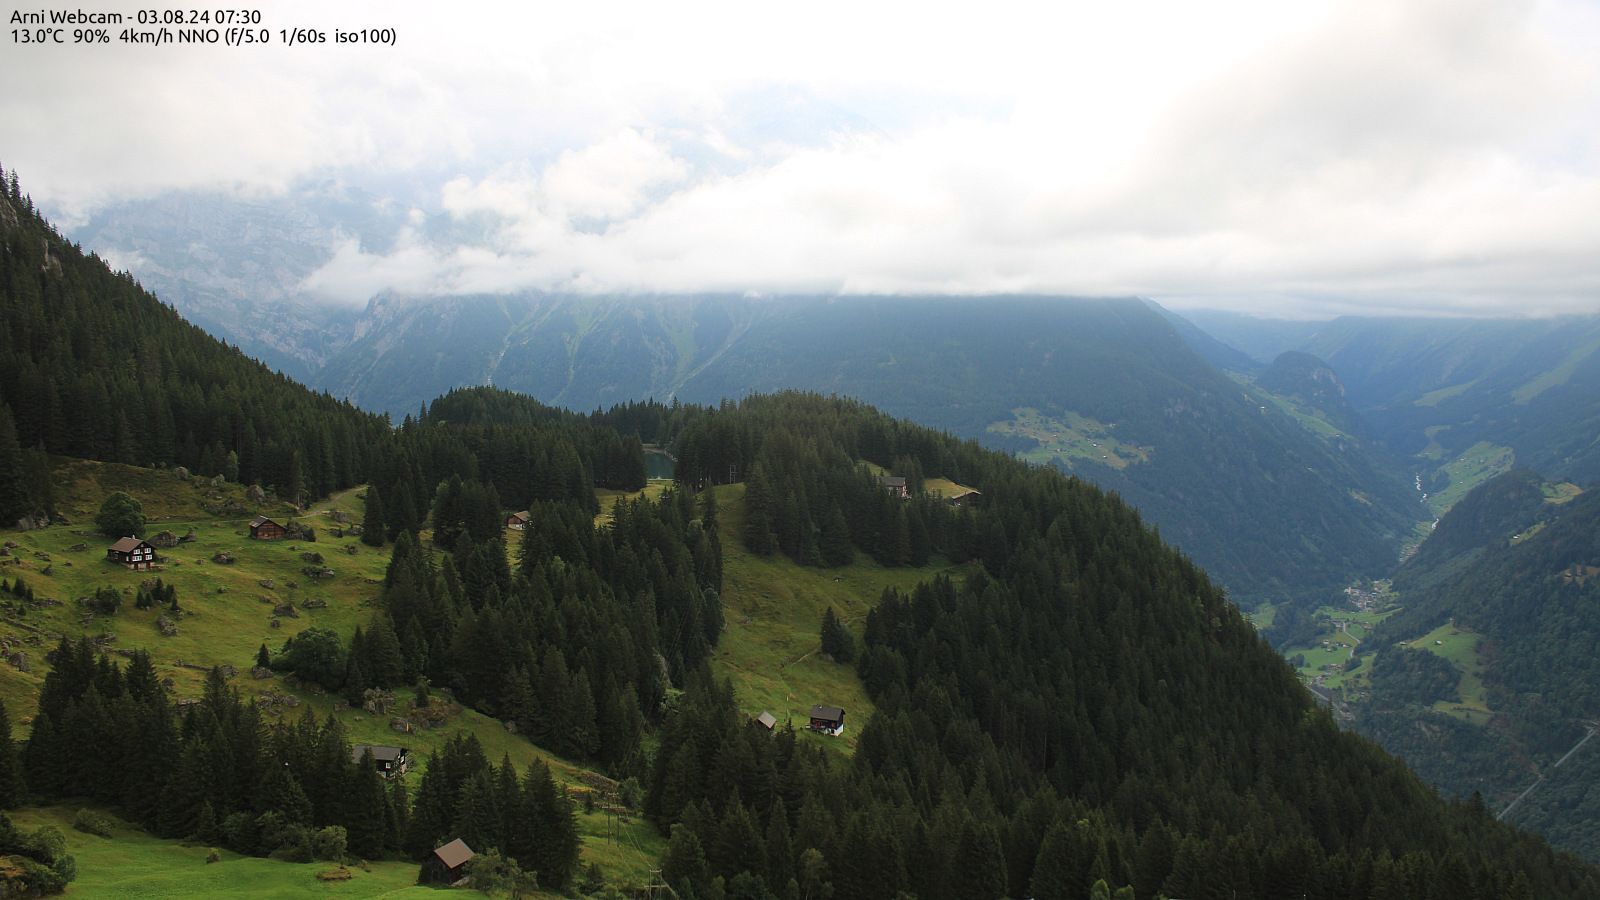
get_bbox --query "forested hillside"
[3,171,1597,896]
[312,294,1420,603]
[0,170,390,524]
[639,392,1596,899]
[1180,311,1600,490]
[1344,472,1600,861]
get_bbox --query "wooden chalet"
[351,743,410,778]
[876,475,909,499]
[808,704,846,735]
[421,838,475,885]
[946,489,982,507]
[249,515,287,541]
[106,537,157,571]
[756,711,777,731]
[505,510,531,530]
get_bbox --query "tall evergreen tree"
[0,404,28,525]
[0,698,22,808]
[362,484,386,547]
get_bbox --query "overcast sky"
[4,0,1598,317]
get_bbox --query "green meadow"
[710,482,977,757]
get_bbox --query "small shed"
[808,704,846,735]
[876,475,909,499]
[107,537,157,571]
[351,743,410,777]
[249,516,287,541]
[946,489,982,507]
[420,838,476,885]
[505,510,531,530]
[756,711,777,731]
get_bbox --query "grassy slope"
[1286,603,1399,692]
[1404,622,1492,725]
[985,407,1149,470]
[2,461,964,891]
[710,482,975,756]
[1425,442,1516,518]
[0,461,662,893]
[11,807,430,899]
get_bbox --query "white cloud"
[4,0,1598,315]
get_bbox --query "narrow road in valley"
[1498,726,1598,822]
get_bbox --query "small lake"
[644,449,676,480]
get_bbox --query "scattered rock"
[503,719,517,734]
[201,499,250,517]
[270,619,281,628]
[255,690,301,711]
[258,579,276,590]
[363,689,397,715]
[155,616,178,637]
[174,466,190,480]
[389,717,413,733]
[251,666,273,680]
[3,541,16,549]
[300,551,324,564]
[301,598,328,610]
[348,524,365,536]
[66,542,87,552]
[302,566,335,580]
[210,475,225,488]
[32,551,49,562]
[271,602,298,619]
[329,510,349,524]
[342,545,358,555]
[316,867,353,882]
[245,484,267,504]
[149,530,179,548]
[8,651,27,672]
[218,664,237,679]
[211,552,234,564]
[178,530,198,543]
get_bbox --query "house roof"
[250,516,279,528]
[507,510,530,521]
[433,838,475,869]
[809,704,845,722]
[878,475,907,487]
[109,537,147,553]
[352,744,406,763]
[756,711,777,729]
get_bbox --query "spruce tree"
[661,822,711,890]
[819,503,854,567]
[525,760,580,889]
[362,484,386,546]
[0,404,28,525]
[820,608,855,664]
[0,698,22,807]
[742,468,777,556]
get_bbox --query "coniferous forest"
[3,168,1600,897]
